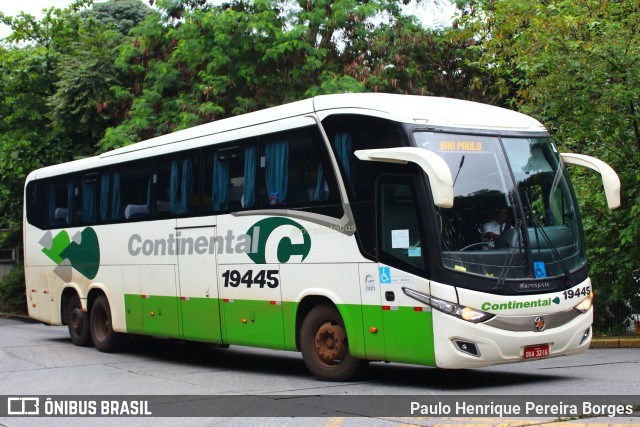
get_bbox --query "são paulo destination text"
[410,401,634,418]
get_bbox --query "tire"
[66,294,92,347]
[299,304,365,381]
[90,295,124,353]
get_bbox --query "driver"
[482,208,509,244]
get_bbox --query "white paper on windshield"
[391,229,410,249]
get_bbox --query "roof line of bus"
[98,95,395,160]
[26,93,545,181]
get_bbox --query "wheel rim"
[313,320,347,366]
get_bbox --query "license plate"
[524,344,550,359]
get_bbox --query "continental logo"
[481,297,561,311]
[40,228,100,280]
[128,217,311,264]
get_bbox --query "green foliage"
[100,0,489,150]
[48,23,126,154]
[0,46,72,246]
[0,264,26,314]
[82,0,152,35]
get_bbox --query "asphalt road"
[1,317,639,426]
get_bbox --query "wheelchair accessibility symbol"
[534,262,547,279]
[379,266,391,284]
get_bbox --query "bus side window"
[260,134,289,207]
[154,151,199,218]
[377,175,426,272]
[204,141,257,213]
[288,127,333,205]
[47,178,74,228]
[258,126,337,208]
[26,180,47,229]
[118,160,151,221]
[77,172,108,225]
[321,114,408,259]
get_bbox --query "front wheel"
[90,295,124,353]
[66,294,92,347]
[300,304,366,381]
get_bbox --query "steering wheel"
[459,241,491,252]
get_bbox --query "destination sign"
[439,141,484,151]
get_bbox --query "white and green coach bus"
[23,93,620,381]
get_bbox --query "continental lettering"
[481,298,555,311]
[126,218,312,264]
[128,229,260,257]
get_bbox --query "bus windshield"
[414,132,586,281]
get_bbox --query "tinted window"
[155,151,200,217]
[259,127,337,208]
[322,115,409,258]
[378,176,425,272]
[203,140,258,213]
[26,180,46,229]
[47,178,74,227]
[77,172,101,224]
[114,160,151,221]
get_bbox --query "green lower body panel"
[124,294,435,366]
[180,297,222,343]
[356,304,435,365]
[124,294,145,334]
[381,307,435,366]
[221,298,285,349]
[138,295,181,339]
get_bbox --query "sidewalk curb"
[590,338,640,348]
[0,312,38,323]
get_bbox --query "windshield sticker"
[391,229,410,249]
[408,247,421,257]
[534,262,548,278]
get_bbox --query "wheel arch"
[86,286,106,314]
[59,284,83,326]
[86,283,126,333]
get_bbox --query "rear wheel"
[66,294,92,347]
[90,295,124,353]
[300,304,365,381]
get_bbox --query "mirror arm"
[560,153,621,209]
[355,148,454,208]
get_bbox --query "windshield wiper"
[453,154,465,186]
[523,191,574,287]
[496,218,523,287]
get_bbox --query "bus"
[23,93,620,381]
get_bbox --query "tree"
[100,0,490,150]
[82,0,153,35]
[50,1,153,155]
[0,2,99,245]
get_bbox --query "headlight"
[574,292,594,313]
[402,287,494,323]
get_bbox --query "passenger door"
[376,175,435,365]
[177,217,222,343]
